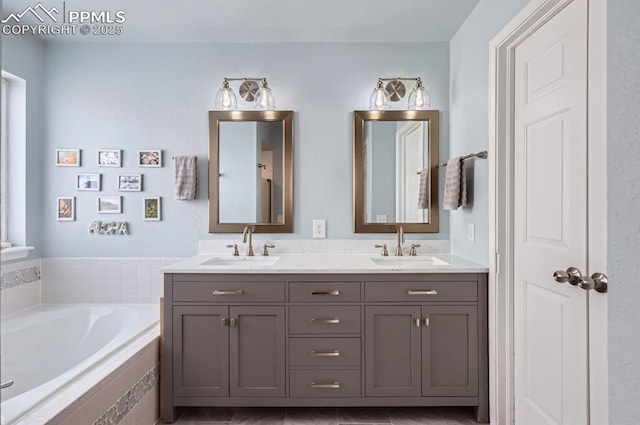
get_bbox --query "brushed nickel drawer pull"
[212,290,244,296]
[311,290,340,295]
[310,318,340,324]
[310,350,340,357]
[407,289,438,295]
[310,381,340,389]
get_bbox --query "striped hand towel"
[443,157,467,210]
[417,168,430,209]
[173,156,197,200]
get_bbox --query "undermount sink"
[369,256,449,267]
[200,256,280,267]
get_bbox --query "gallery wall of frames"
[55,148,163,232]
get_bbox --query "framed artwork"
[97,196,122,214]
[57,197,75,221]
[56,149,81,166]
[76,173,101,191]
[118,174,142,191]
[97,149,122,167]
[143,197,161,221]
[138,150,162,167]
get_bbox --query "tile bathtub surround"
[199,239,451,256]
[1,258,42,315]
[41,257,181,304]
[175,406,486,425]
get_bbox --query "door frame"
[488,0,608,424]
[395,121,426,222]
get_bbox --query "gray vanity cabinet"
[162,272,488,423]
[172,305,285,399]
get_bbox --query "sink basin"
[200,256,280,267]
[369,256,449,267]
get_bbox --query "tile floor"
[174,406,488,425]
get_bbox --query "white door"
[514,1,590,424]
[395,122,427,223]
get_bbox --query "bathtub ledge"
[1,246,34,263]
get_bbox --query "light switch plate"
[313,219,326,239]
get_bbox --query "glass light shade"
[407,80,431,110]
[369,80,390,110]
[215,83,237,110]
[255,86,276,110]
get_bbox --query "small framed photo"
[97,196,122,214]
[76,173,101,191]
[97,149,122,167]
[57,197,75,221]
[138,150,162,167]
[118,174,142,191]
[56,149,81,167]
[143,197,161,221]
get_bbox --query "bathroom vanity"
[161,254,488,423]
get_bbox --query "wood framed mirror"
[353,110,439,233]
[209,110,293,233]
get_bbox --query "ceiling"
[2,0,480,42]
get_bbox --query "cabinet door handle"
[423,317,430,326]
[310,318,340,324]
[407,289,438,295]
[212,290,244,296]
[229,318,237,327]
[311,290,340,295]
[310,381,340,389]
[310,350,340,357]
[414,317,421,327]
[221,317,229,326]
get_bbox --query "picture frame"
[118,174,142,191]
[97,196,122,214]
[56,149,81,167]
[57,197,75,221]
[97,149,122,167]
[143,197,161,221]
[138,149,162,167]
[76,173,101,191]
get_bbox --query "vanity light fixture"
[215,77,276,110]
[369,77,431,110]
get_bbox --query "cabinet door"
[230,306,286,397]
[173,305,229,397]
[422,305,478,397]
[365,306,422,397]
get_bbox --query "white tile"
[137,265,152,280]
[122,265,137,279]
[138,258,161,266]
[100,258,120,267]
[136,280,152,302]
[118,258,139,266]
[107,265,123,281]
[91,264,108,280]
[1,280,40,315]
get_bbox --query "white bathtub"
[0,304,159,425]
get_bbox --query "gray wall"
[25,41,451,257]
[448,0,530,264]
[608,0,640,423]
[2,36,44,257]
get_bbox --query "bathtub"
[0,304,160,425]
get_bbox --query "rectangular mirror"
[209,110,293,233]
[353,110,439,233]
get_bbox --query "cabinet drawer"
[290,338,361,367]
[289,306,361,334]
[289,282,361,302]
[365,281,477,302]
[173,281,285,302]
[290,370,361,398]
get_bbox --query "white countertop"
[162,253,488,274]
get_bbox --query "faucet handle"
[226,244,239,256]
[262,243,276,256]
[409,243,422,256]
[374,244,389,256]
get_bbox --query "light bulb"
[408,78,430,110]
[215,79,237,110]
[255,79,276,110]
[369,80,390,110]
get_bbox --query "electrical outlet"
[313,219,326,239]
[467,223,475,241]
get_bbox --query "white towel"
[417,168,430,209]
[173,156,197,200]
[443,157,467,210]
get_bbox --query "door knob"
[553,267,583,285]
[591,272,608,293]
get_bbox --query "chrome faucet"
[395,225,404,256]
[242,225,255,256]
